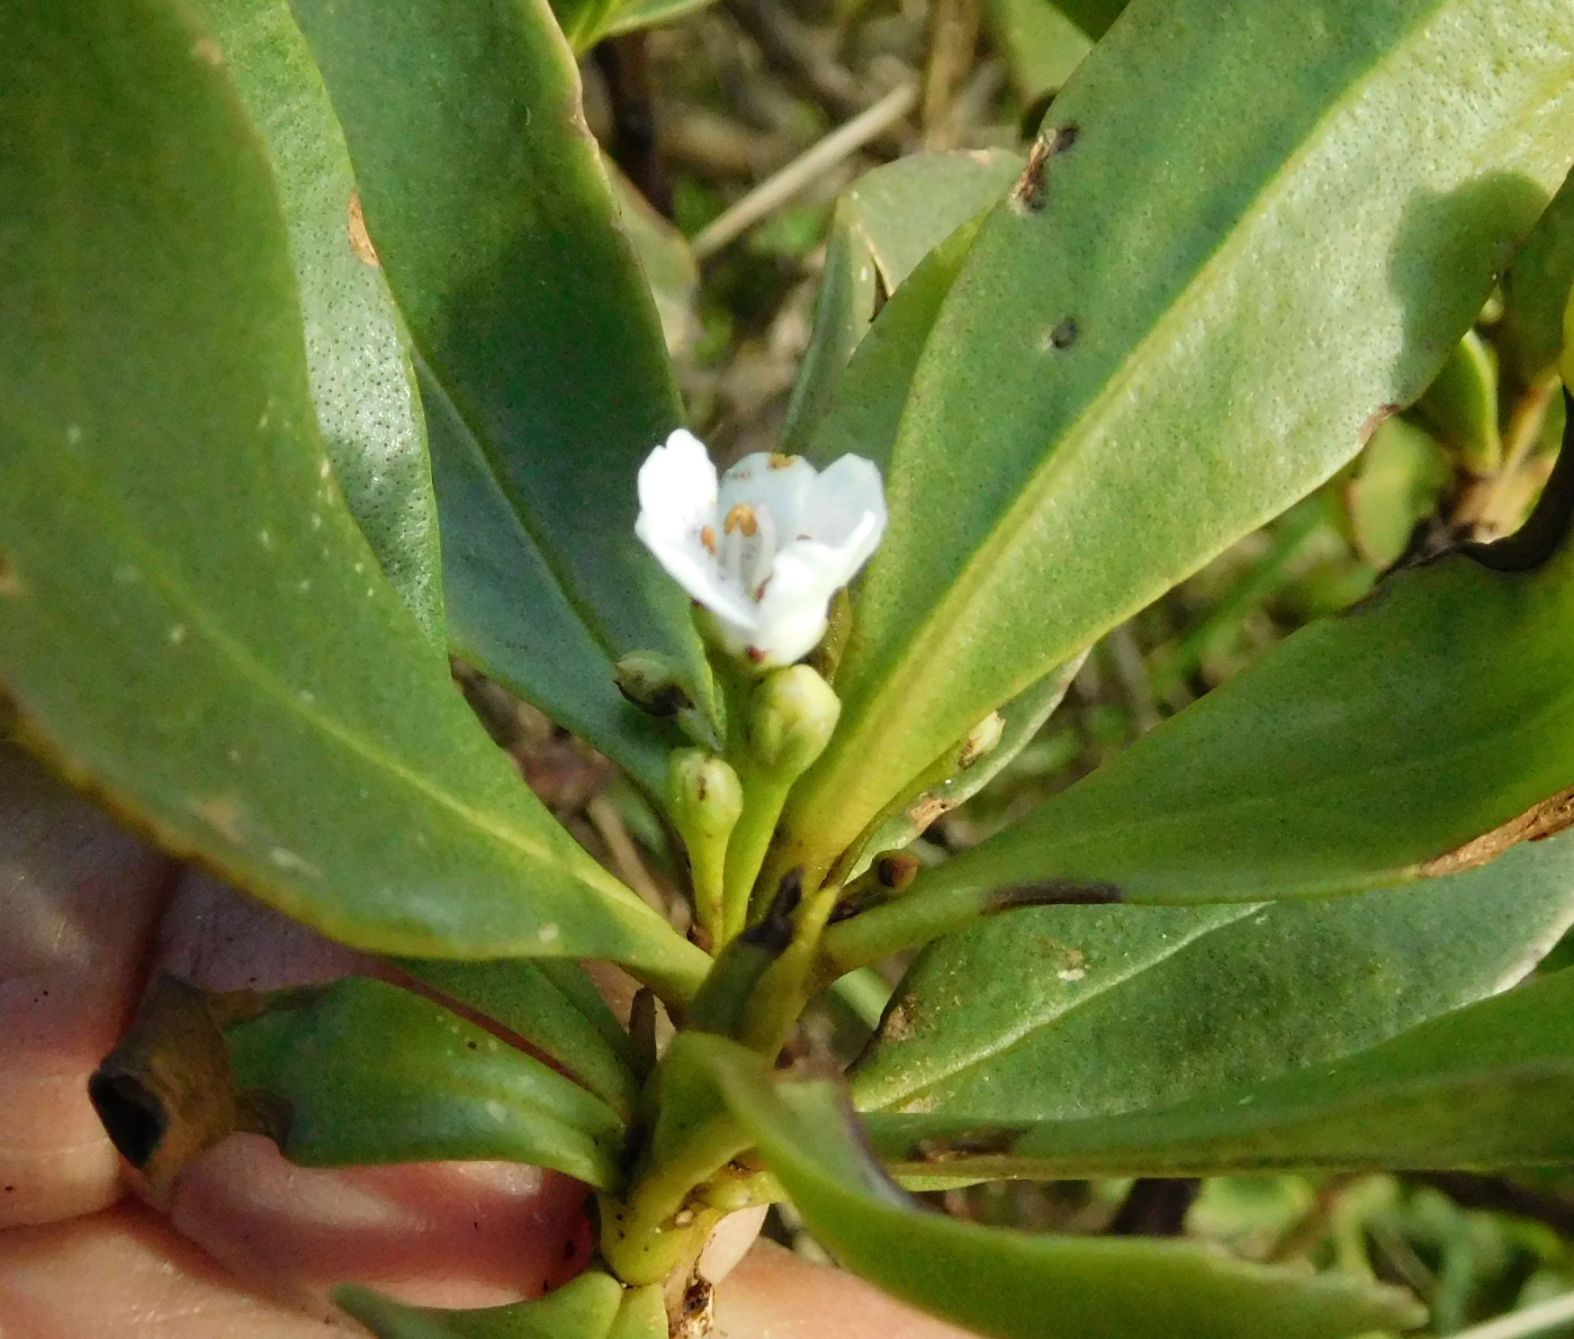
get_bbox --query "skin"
[0,747,972,1338]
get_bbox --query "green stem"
[726,771,793,937]
[829,966,893,1028]
[690,826,728,947]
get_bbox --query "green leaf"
[691,1036,1423,1339]
[1417,329,1502,474]
[847,831,1574,1123]
[399,957,640,1120]
[603,0,720,40]
[186,0,443,639]
[803,207,990,473]
[0,0,707,997]
[287,0,703,790]
[1501,167,1574,384]
[864,966,1574,1180]
[1051,0,1126,39]
[228,977,624,1186]
[338,1271,664,1339]
[1342,417,1451,569]
[610,167,699,357]
[987,0,1093,105]
[782,150,1022,454]
[779,0,1574,884]
[852,653,1084,871]
[863,514,1574,920]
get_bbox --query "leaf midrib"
[816,0,1453,827]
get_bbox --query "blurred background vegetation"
[461,0,1574,1330]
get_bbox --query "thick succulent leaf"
[848,832,1574,1123]
[803,209,989,473]
[1342,417,1451,569]
[866,966,1574,1180]
[1417,329,1501,474]
[604,0,725,40]
[692,1037,1423,1339]
[550,0,622,53]
[225,978,625,1185]
[90,976,624,1191]
[0,0,707,997]
[287,0,701,788]
[610,166,699,357]
[855,653,1084,868]
[876,521,1574,915]
[1052,0,1126,39]
[782,150,1022,453]
[1501,167,1574,384]
[399,957,640,1120]
[779,0,1574,882]
[987,0,1092,105]
[187,0,443,638]
[339,1270,664,1338]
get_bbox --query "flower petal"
[637,429,718,545]
[719,452,817,537]
[635,513,759,625]
[804,454,887,552]
[748,544,847,665]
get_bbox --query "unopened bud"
[615,651,692,718]
[958,711,1006,770]
[667,749,743,841]
[667,749,742,947]
[747,665,840,779]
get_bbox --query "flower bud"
[667,749,742,947]
[746,665,840,779]
[666,748,743,843]
[614,650,692,718]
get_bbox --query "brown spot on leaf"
[1420,787,1574,877]
[191,36,224,67]
[1047,317,1080,351]
[1010,124,1079,213]
[192,794,246,844]
[347,193,380,267]
[1011,136,1053,212]
[0,552,21,598]
[907,793,949,833]
[879,997,917,1043]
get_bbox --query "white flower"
[635,430,887,667]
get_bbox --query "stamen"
[700,525,717,554]
[768,453,796,470]
[720,517,748,585]
[724,503,759,537]
[748,506,777,594]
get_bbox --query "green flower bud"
[666,748,743,841]
[614,650,692,718]
[746,665,841,780]
[666,749,742,946]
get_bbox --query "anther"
[700,525,717,554]
[724,504,759,537]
